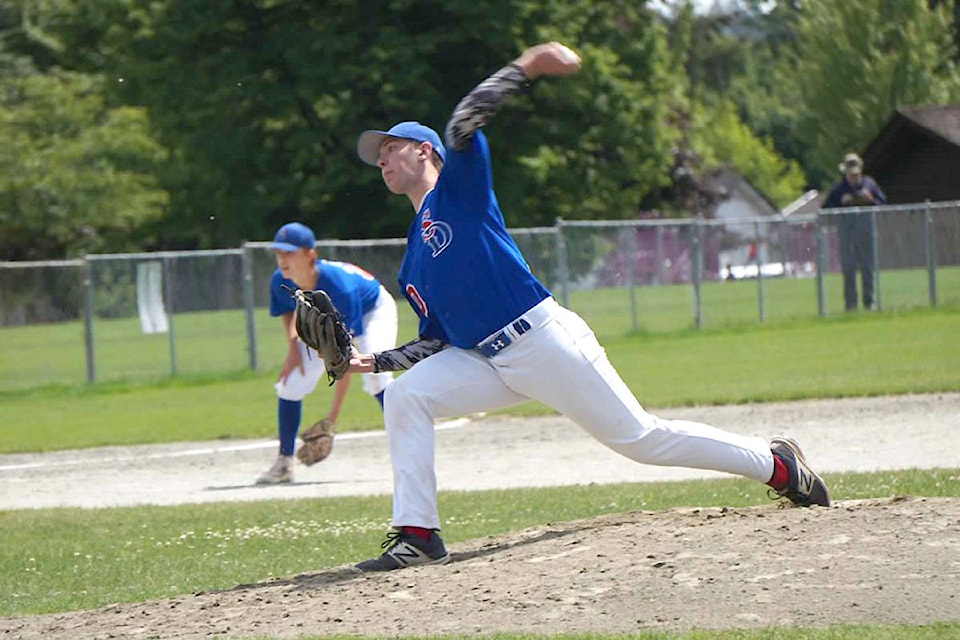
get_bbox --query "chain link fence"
[2,201,958,390]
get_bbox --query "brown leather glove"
[295,418,335,466]
[290,288,353,386]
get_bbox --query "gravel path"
[1,393,958,510]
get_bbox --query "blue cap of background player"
[357,121,446,166]
[271,222,315,251]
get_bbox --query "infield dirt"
[1,393,959,638]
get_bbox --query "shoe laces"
[767,487,789,505]
[380,530,403,551]
[767,486,807,508]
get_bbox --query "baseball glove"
[296,418,335,466]
[289,287,353,385]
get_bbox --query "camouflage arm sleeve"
[444,63,531,152]
[372,337,448,373]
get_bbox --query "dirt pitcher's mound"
[3,496,959,639]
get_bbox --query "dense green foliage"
[0,55,167,259]
[1,0,959,257]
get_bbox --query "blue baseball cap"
[357,121,446,166]
[271,222,316,251]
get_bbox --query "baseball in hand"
[556,44,580,65]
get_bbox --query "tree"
[0,56,167,259]
[654,1,806,213]
[0,1,169,259]
[4,0,838,257]
[691,97,806,208]
[96,0,682,244]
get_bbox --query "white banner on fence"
[136,261,168,334]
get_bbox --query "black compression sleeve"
[444,63,531,152]
[372,337,448,372]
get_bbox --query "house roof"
[857,103,960,203]
[706,168,778,218]
[897,104,960,147]
[865,104,960,161]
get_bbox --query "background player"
[257,222,397,484]
[346,42,830,571]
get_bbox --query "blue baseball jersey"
[397,130,551,348]
[269,259,381,336]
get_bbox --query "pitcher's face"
[377,138,429,196]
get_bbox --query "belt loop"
[512,318,531,335]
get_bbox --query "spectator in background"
[823,153,886,311]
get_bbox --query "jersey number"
[405,284,428,317]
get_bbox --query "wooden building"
[862,104,960,204]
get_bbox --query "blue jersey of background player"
[269,257,380,340]
[346,42,830,572]
[257,222,397,485]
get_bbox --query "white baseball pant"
[276,286,397,400]
[383,297,775,529]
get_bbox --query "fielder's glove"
[286,286,353,386]
[296,418,335,466]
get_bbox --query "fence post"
[691,217,702,329]
[242,244,258,370]
[82,257,96,383]
[554,217,569,308]
[619,226,638,332]
[924,200,937,307]
[163,255,177,376]
[754,220,765,323]
[871,209,881,311]
[815,212,826,317]
[779,216,789,275]
[654,226,664,286]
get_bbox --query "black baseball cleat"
[355,529,451,572]
[769,435,831,507]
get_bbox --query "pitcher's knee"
[382,375,435,428]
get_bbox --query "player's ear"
[418,141,434,161]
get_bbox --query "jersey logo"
[420,209,453,257]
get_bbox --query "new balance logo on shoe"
[391,544,427,566]
[770,435,831,508]
[797,467,815,496]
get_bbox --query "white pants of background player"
[275,286,397,401]
[384,297,776,529]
